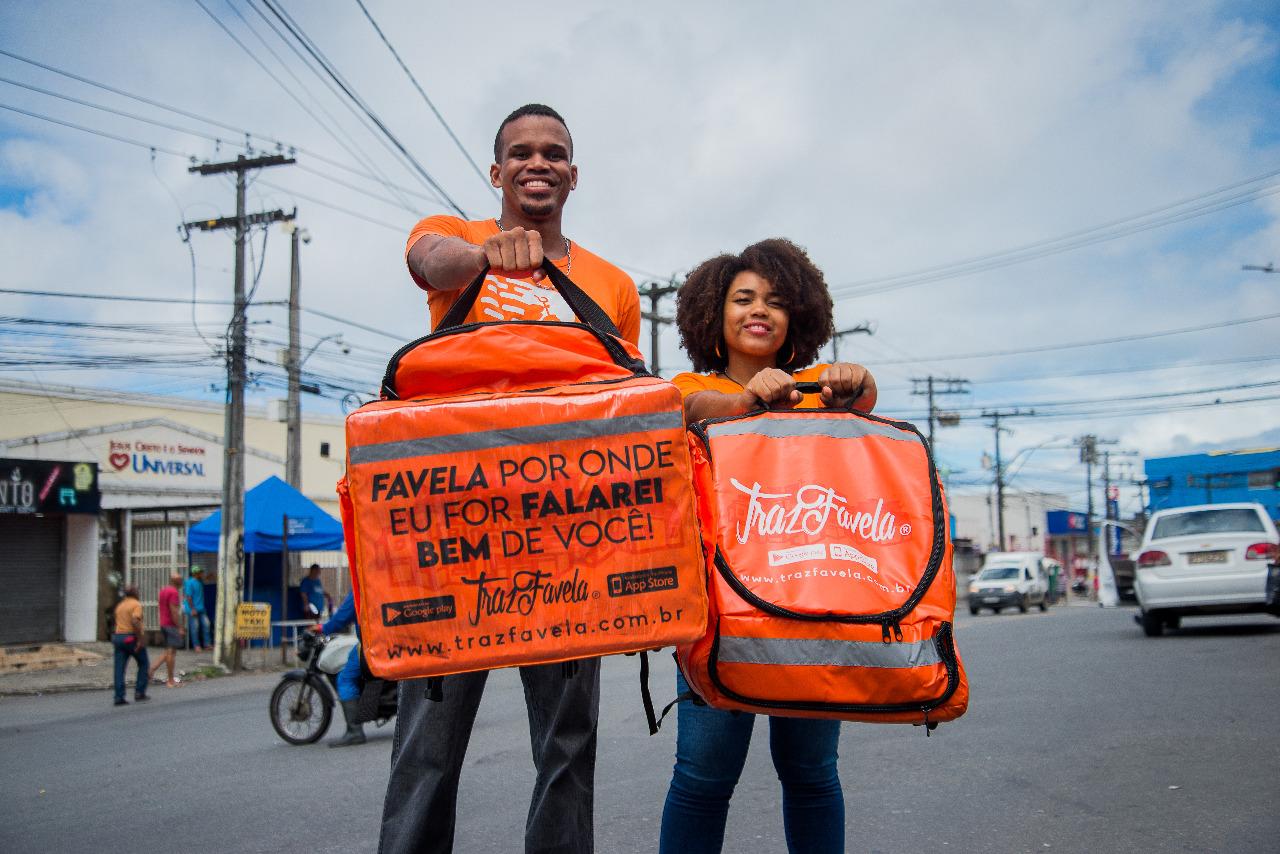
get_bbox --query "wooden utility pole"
[830,323,873,362]
[639,278,679,376]
[184,153,294,670]
[911,376,969,450]
[983,408,1033,551]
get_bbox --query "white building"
[0,379,349,643]
[947,488,1070,555]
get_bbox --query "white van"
[1134,502,1280,636]
[967,551,1051,615]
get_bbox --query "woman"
[659,238,877,854]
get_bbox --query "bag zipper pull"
[923,708,932,736]
[893,621,904,643]
[881,622,892,644]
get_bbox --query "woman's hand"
[744,368,802,409]
[818,363,878,412]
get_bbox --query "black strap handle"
[436,258,623,338]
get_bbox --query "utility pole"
[983,408,1032,551]
[1073,434,1117,597]
[830,323,873,362]
[911,376,970,450]
[638,278,679,376]
[184,153,294,671]
[284,221,310,491]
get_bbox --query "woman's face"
[721,270,789,363]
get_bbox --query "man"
[111,585,149,706]
[378,104,640,854]
[314,591,365,747]
[148,573,185,687]
[299,563,329,618]
[183,567,212,651]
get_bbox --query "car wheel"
[1038,597,1048,612]
[1165,615,1181,630]
[1140,610,1164,637]
[1018,595,1029,614]
[969,606,979,615]
[992,607,1002,615]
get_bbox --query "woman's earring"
[713,339,723,361]
[779,341,795,366]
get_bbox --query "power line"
[353,0,496,199]
[258,0,466,216]
[829,166,1280,298]
[862,311,1280,365]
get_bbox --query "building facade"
[1144,447,1280,521]
[0,379,351,643]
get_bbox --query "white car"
[1133,502,1280,637]
[967,551,1052,615]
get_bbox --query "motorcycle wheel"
[269,676,332,745]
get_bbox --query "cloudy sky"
[1,0,1277,516]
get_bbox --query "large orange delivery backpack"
[338,262,707,680]
[674,399,968,730]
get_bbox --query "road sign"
[235,603,271,639]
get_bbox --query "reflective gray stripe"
[349,409,684,465]
[719,635,942,669]
[708,416,917,444]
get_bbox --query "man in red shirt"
[379,104,639,854]
[149,573,185,688]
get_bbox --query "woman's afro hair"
[676,238,834,373]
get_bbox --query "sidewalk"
[0,641,292,697]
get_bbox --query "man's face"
[491,115,577,222]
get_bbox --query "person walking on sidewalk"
[183,567,212,651]
[111,585,149,706]
[149,573,185,687]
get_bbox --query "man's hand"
[818,362,878,411]
[480,226,547,282]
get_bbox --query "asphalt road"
[1,604,1277,853]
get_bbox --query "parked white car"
[967,551,1052,615]
[1134,502,1280,637]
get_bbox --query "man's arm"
[169,597,183,633]
[131,606,146,648]
[408,228,550,292]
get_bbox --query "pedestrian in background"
[112,585,149,707]
[184,567,212,651]
[298,563,330,618]
[149,573,184,687]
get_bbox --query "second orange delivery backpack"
[672,401,968,730]
[339,261,707,681]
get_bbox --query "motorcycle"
[269,630,398,745]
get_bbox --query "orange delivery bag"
[675,401,968,728]
[338,262,707,680]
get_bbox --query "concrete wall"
[64,514,100,642]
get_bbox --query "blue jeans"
[379,658,601,854]
[111,634,150,702]
[659,672,845,854]
[187,611,211,649]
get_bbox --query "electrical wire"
[353,0,495,199]
[257,0,466,216]
[828,166,1280,298]
[861,311,1280,366]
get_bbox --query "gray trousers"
[378,658,602,854]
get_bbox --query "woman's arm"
[683,368,801,421]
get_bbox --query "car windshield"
[1151,508,1266,539]
[979,566,1020,580]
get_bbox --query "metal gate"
[0,514,64,644]
[131,524,187,631]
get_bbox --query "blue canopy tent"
[188,476,345,645]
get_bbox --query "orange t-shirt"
[113,597,143,635]
[406,216,641,345]
[671,365,832,409]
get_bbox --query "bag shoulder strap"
[437,258,622,338]
[639,649,703,735]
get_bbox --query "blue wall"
[1144,448,1280,521]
